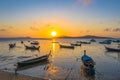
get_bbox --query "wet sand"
[0,71,50,80]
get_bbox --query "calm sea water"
[0,38,120,80]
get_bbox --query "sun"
[51,31,57,37]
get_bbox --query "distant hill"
[0,35,116,39]
[56,35,114,39]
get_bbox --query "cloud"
[9,26,14,29]
[0,29,6,31]
[104,28,120,32]
[104,28,111,31]
[113,28,120,32]
[83,0,91,5]
[86,30,90,32]
[30,26,39,31]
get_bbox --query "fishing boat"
[77,41,91,44]
[9,43,16,48]
[99,40,112,44]
[105,46,120,52]
[90,39,96,42]
[25,45,40,50]
[70,43,81,46]
[17,51,51,68]
[31,41,39,45]
[59,44,74,49]
[81,50,95,75]
[113,40,120,43]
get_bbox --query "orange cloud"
[0,29,6,31]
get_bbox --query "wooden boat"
[113,40,120,43]
[99,40,112,44]
[99,41,111,44]
[90,39,96,42]
[9,43,16,48]
[70,43,81,46]
[17,51,51,68]
[25,45,40,50]
[31,41,39,45]
[59,44,74,49]
[105,46,120,52]
[77,41,91,44]
[81,41,91,44]
[81,50,95,75]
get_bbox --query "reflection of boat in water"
[81,65,95,80]
[59,44,74,49]
[105,46,120,52]
[17,51,51,68]
[81,50,95,75]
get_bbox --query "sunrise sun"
[51,31,57,37]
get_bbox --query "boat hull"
[60,44,74,49]
[105,46,120,52]
[17,54,49,68]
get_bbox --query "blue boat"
[81,50,95,75]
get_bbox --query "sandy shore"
[0,71,50,80]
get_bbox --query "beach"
[0,71,49,80]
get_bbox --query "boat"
[70,43,81,46]
[113,39,120,43]
[81,50,95,75]
[17,51,51,68]
[81,41,91,44]
[105,46,120,52]
[77,41,91,44]
[99,41,111,44]
[59,44,74,49]
[9,43,16,48]
[90,39,96,42]
[25,45,40,50]
[31,41,39,45]
[100,39,112,44]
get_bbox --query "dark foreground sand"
[0,71,50,80]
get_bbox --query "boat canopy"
[82,55,92,61]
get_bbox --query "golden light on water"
[51,31,57,37]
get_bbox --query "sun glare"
[51,31,57,37]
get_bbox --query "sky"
[0,0,120,38]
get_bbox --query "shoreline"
[0,70,50,80]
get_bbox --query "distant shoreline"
[0,35,119,40]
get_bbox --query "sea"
[0,38,120,80]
